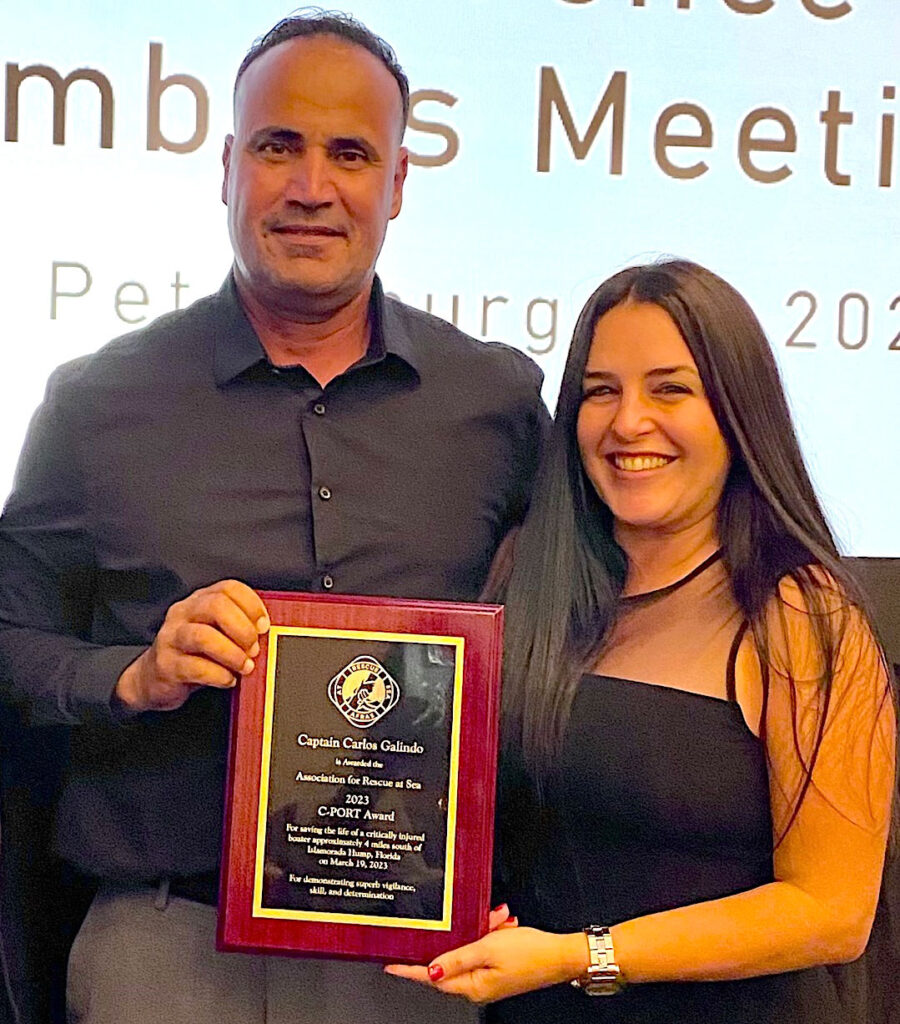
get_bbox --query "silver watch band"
[571,924,624,996]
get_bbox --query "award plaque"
[217,591,503,964]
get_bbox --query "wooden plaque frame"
[217,591,503,964]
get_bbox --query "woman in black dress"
[387,260,895,1022]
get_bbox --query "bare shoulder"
[762,567,895,836]
[733,565,892,734]
[772,565,849,623]
[764,566,877,685]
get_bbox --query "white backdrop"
[2,0,897,554]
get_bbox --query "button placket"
[308,389,338,596]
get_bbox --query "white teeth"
[613,455,672,472]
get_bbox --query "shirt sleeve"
[500,345,551,528]
[0,364,145,726]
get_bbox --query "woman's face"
[576,301,730,545]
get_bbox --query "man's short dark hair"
[235,8,409,134]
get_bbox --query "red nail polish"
[492,903,508,914]
[428,964,445,982]
[508,916,519,926]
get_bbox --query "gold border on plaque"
[252,625,465,930]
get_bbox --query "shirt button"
[318,486,332,501]
[313,402,326,415]
[322,574,334,590]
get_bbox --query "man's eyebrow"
[328,136,379,159]
[247,127,303,148]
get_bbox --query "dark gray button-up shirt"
[0,275,547,880]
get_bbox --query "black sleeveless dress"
[489,554,842,1023]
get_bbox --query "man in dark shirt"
[0,11,546,1024]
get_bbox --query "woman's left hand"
[384,926,588,1004]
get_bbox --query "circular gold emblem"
[328,656,400,728]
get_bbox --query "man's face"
[222,35,408,316]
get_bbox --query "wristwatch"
[570,925,624,996]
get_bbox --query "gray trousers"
[67,885,479,1024]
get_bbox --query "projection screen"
[1,0,897,554]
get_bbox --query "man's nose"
[283,150,335,208]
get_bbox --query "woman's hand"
[487,903,517,932]
[384,926,588,1004]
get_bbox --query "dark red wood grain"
[217,591,503,963]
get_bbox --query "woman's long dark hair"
[495,259,893,856]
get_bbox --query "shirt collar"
[371,277,422,374]
[212,273,421,386]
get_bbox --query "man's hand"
[115,580,270,712]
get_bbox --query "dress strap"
[623,549,723,605]
[726,620,750,702]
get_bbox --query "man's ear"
[389,147,409,220]
[222,134,234,205]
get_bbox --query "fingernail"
[508,916,518,926]
[256,616,270,633]
[428,964,444,982]
[242,658,254,674]
[492,903,508,915]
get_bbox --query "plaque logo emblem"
[328,656,400,729]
